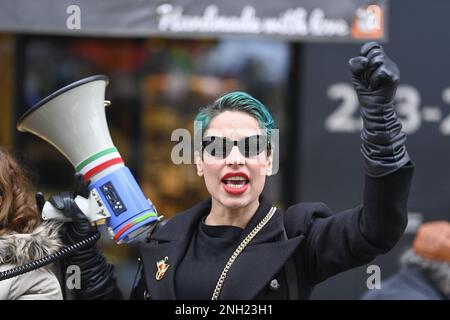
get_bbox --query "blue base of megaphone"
[89,166,158,243]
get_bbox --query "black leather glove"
[47,173,123,299]
[349,41,410,177]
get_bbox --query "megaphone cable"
[0,232,100,281]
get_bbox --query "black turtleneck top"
[175,218,243,300]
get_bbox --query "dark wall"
[296,0,450,299]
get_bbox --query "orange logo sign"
[351,5,384,39]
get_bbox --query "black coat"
[132,164,414,300]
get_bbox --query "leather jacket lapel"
[138,198,212,299]
[139,240,185,299]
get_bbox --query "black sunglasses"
[201,135,271,159]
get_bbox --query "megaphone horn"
[17,75,159,243]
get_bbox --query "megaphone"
[17,75,159,243]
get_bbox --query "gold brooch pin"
[155,256,170,281]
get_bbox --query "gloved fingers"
[360,42,385,76]
[74,173,90,199]
[64,217,96,242]
[372,64,399,88]
[360,41,383,56]
[368,54,385,70]
[64,196,88,222]
[51,192,97,245]
[366,47,384,61]
[384,62,400,83]
[364,55,384,83]
[48,192,87,222]
[349,56,369,75]
[48,192,72,211]
[369,67,389,89]
[35,192,46,213]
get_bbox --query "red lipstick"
[221,172,249,195]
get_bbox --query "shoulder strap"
[282,223,299,300]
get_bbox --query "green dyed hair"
[194,91,277,150]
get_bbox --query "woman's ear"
[194,150,204,176]
[265,152,273,176]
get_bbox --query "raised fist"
[349,41,399,105]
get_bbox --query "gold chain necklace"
[211,206,277,300]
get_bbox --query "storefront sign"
[0,0,387,42]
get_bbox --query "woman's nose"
[225,146,245,166]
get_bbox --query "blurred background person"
[0,147,63,300]
[361,221,450,300]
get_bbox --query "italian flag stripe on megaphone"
[76,147,124,181]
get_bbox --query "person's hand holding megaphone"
[53,174,96,243]
[36,174,97,245]
[36,174,123,299]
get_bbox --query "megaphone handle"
[41,196,93,222]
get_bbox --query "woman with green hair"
[53,42,413,300]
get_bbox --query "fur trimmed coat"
[0,221,63,300]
